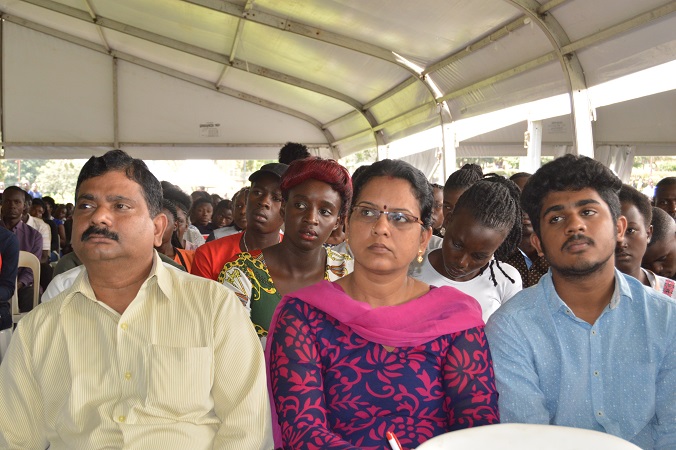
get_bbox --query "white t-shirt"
[642,267,676,298]
[26,215,51,252]
[411,250,522,323]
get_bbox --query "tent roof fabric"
[0,0,674,160]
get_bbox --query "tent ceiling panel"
[3,22,114,143]
[117,62,328,146]
[446,60,569,119]
[593,89,676,144]
[102,28,225,83]
[432,19,553,95]
[256,0,523,63]
[235,21,411,104]
[576,15,676,86]
[324,114,373,144]
[223,69,354,125]
[0,0,102,43]
[369,82,435,125]
[91,0,239,55]
[552,0,671,42]
[381,108,442,145]
[332,131,379,160]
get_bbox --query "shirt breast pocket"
[146,345,213,418]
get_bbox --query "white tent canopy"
[0,0,674,161]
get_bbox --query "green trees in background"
[0,159,82,203]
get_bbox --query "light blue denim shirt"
[485,269,676,450]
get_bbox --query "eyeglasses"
[352,205,423,229]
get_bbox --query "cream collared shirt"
[0,252,272,449]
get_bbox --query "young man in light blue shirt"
[485,154,676,450]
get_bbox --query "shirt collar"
[2,219,27,233]
[59,251,173,314]
[542,268,627,315]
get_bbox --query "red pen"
[386,430,403,450]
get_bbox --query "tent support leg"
[113,57,119,149]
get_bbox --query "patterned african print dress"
[218,247,353,340]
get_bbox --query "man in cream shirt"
[0,150,272,449]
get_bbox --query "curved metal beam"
[303,1,676,150]
[0,13,335,144]
[504,0,593,155]
[183,0,438,100]
[20,0,379,145]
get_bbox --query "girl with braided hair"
[412,174,523,322]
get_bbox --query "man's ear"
[530,232,544,257]
[647,224,654,243]
[616,215,628,242]
[152,212,168,248]
[280,201,286,220]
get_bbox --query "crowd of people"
[0,142,674,449]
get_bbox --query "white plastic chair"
[0,328,12,362]
[11,251,41,324]
[415,423,641,449]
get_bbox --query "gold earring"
[417,250,424,264]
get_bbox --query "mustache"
[561,234,594,251]
[81,226,119,242]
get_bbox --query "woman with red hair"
[219,157,353,344]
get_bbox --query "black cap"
[248,163,289,182]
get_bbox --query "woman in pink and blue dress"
[267,159,499,449]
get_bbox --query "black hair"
[521,154,622,238]
[351,165,370,187]
[42,196,56,210]
[444,164,483,191]
[160,180,179,192]
[76,149,163,217]
[509,172,532,182]
[164,198,183,249]
[23,191,32,204]
[191,197,213,210]
[191,190,211,201]
[3,186,26,202]
[453,174,522,287]
[278,142,311,165]
[655,177,676,198]
[619,184,652,229]
[161,199,178,222]
[31,198,45,209]
[215,199,233,212]
[431,183,443,191]
[350,159,433,228]
[163,188,191,215]
[648,207,675,247]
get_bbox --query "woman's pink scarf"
[264,280,484,446]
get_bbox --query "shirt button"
[597,411,603,417]
[118,415,126,422]
[124,372,132,380]
[593,370,599,376]
[591,330,597,335]
[120,323,128,331]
